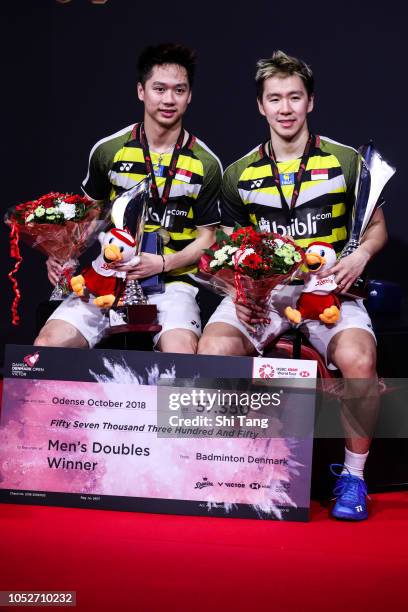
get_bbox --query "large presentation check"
[0,344,316,521]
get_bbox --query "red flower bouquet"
[197,225,305,307]
[5,192,110,324]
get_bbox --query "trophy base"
[108,323,162,335]
[108,304,161,335]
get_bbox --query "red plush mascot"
[70,228,139,308]
[284,241,341,325]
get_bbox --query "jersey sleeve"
[195,156,222,227]
[220,164,249,227]
[81,143,112,201]
[339,148,360,209]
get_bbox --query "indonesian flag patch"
[311,168,329,181]
[175,168,193,183]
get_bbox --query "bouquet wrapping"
[5,192,110,324]
[196,226,305,308]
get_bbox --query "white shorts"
[48,282,201,348]
[206,284,375,370]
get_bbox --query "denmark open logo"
[258,364,275,378]
[23,352,40,368]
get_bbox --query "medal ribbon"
[264,133,316,212]
[138,122,186,223]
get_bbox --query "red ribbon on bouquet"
[8,221,22,325]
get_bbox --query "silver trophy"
[108,177,160,332]
[341,142,396,296]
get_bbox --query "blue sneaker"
[330,464,369,521]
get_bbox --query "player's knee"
[158,330,198,354]
[34,321,88,349]
[34,327,58,347]
[333,345,376,378]
[198,333,251,356]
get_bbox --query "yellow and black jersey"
[82,123,222,279]
[221,135,359,255]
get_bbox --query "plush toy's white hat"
[305,241,337,270]
[306,241,335,252]
[109,228,136,247]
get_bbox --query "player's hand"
[46,257,78,286]
[317,247,370,294]
[112,252,163,280]
[234,299,270,333]
[46,257,63,286]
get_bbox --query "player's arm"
[125,225,217,280]
[121,156,222,279]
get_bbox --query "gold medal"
[157,228,171,245]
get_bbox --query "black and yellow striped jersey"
[221,135,359,255]
[82,123,222,280]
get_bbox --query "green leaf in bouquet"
[215,228,230,244]
[203,248,216,256]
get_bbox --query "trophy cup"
[108,177,162,334]
[340,142,396,297]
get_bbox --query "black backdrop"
[2,0,407,361]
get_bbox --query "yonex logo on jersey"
[355,505,363,512]
[119,162,133,172]
[250,179,264,189]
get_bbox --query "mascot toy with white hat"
[70,228,139,308]
[284,241,341,325]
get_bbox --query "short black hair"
[137,43,196,88]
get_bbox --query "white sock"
[342,448,369,480]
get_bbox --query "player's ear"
[137,82,144,102]
[257,97,266,117]
[307,94,314,113]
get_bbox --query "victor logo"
[224,483,245,488]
